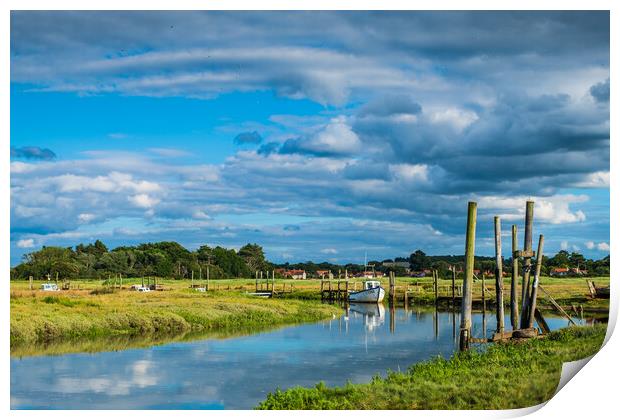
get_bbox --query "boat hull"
[348,286,385,303]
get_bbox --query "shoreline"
[256,323,607,410]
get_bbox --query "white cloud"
[572,171,610,188]
[585,241,595,249]
[128,194,160,209]
[16,238,35,248]
[78,213,96,223]
[560,240,569,250]
[321,248,338,254]
[428,107,478,131]
[389,163,429,183]
[597,242,610,251]
[477,195,588,224]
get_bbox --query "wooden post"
[433,270,438,303]
[389,271,395,302]
[120,273,123,289]
[494,216,504,333]
[191,270,194,288]
[527,235,544,329]
[29,275,33,290]
[520,201,534,328]
[451,268,456,306]
[460,201,477,351]
[481,271,485,300]
[55,272,59,284]
[511,225,519,330]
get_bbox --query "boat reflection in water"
[347,303,385,332]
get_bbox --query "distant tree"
[548,250,570,268]
[238,243,268,272]
[409,250,429,271]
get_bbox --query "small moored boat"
[348,280,385,303]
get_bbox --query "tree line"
[10,240,271,280]
[10,241,610,280]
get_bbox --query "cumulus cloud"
[280,117,361,156]
[10,146,56,161]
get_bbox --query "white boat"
[348,280,385,303]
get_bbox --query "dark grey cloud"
[234,131,263,145]
[358,95,422,117]
[256,142,280,156]
[590,78,610,103]
[10,11,610,105]
[10,146,56,161]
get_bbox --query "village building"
[283,269,306,280]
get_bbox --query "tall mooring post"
[520,201,534,328]
[389,271,396,302]
[29,275,33,290]
[494,216,504,333]
[511,225,519,330]
[459,201,477,351]
[433,270,439,303]
[527,235,545,328]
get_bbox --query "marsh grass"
[10,285,342,353]
[257,323,607,410]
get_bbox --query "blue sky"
[10,11,610,266]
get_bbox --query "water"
[10,304,587,409]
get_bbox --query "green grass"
[10,285,342,355]
[257,323,607,410]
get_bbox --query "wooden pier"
[320,280,349,301]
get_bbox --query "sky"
[9,11,610,266]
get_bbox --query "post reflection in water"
[452,310,456,341]
[482,304,487,339]
[389,304,395,334]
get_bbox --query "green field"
[257,323,607,410]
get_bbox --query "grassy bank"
[257,323,607,410]
[10,286,342,354]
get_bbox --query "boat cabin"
[364,281,381,290]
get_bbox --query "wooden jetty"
[320,280,349,301]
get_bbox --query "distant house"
[550,267,569,277]
[410,272,426,278]
[316,270,333,279]
[357,271,383,279]
[284,269,306,280]
[570,267,588,275]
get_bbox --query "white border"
[2,2,616,419]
